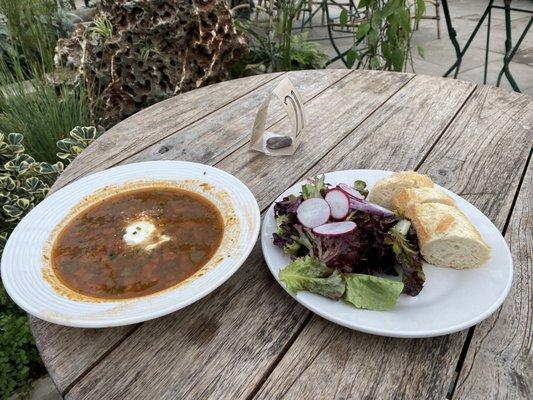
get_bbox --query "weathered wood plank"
[125,69,353,166]
[29,69,352,393]
[67,244,309,400]
[64,70,413,399]
[453,159,532,400]
[51,73,283,191]
[214,70,415,204]
[254,85,533,400]
[29,316,137,393]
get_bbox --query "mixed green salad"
[273,176,425,311]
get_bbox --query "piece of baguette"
[369,171,433,210]
[405,203,491,269]
[393,187,456,215]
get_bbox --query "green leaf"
[415,0,426,21]
[283,241,301,256]
[275,214,290,235]
[23,177,45,191]
[301,174,325,200]
[346,49,357,68]
[56,139,73,152]
[358,0,370,7]
[416,44,425,59]
[15,198,31,209]
[343,274,404,311]
[382,42,392,62]
[370,56,381,69]
[35,162,62,175]
[385,220,425,296]
[398,8,411,33]
[279,256,346,299]
[356,22,370,40]
[7,132,23,145]
[3,204,24,219]
[391,47,405,71]
[371,10,383,28]
[367,29,379,49]
[353,180,369,197]
[339,9,348,28]
[383,0,399,17]
[0,177,16,191]
[72,126,97,140]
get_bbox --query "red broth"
[51,187,224,299]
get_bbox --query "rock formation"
[56,0,248,127]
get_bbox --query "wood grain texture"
[29,70,351,394]
[254,86,533,400]
[50,73,283,191]
[29,317,137,393]
[304,74,476,175]
[66,244,309,400]
[125,69,353,166]
[64,70,413,399]
[215,70,413,205]
[453,159,532,400]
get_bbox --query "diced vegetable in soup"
[51,187,224,299]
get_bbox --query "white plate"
[2,161,260,328]
[261,170,513,338]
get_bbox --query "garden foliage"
[0,127,98,398]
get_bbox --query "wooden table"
[30,70,532,399]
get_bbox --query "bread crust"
[369,171,434,209]
[405,203,490,268]
[393,187,455,214]
[370,171,491,268]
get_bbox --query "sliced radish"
[325,189,350,220]
[337,183,364,200]
[297,198,331,228]
[313,221,357,236]
[349,197,394,217]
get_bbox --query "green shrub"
[233,1,329,74]
[0,285,45,398]
[0,132,63,242]
[0,0,74,75]
[0,0,94,164]
[0,80,94,163]
[0,127,99,399]
[341,0,426,70]
[56,126,100,163]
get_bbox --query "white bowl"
[1,161,260,328]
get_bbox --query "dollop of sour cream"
[123,219,170,251]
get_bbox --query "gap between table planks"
[31,70,528,398]
[453,152,532,400]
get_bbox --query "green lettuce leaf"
[385,220,425,296]
[283,241,301,256]
[301,175,326,200]
[279,256,345,299]
[275,214,290,235]
[343,274,404,311]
